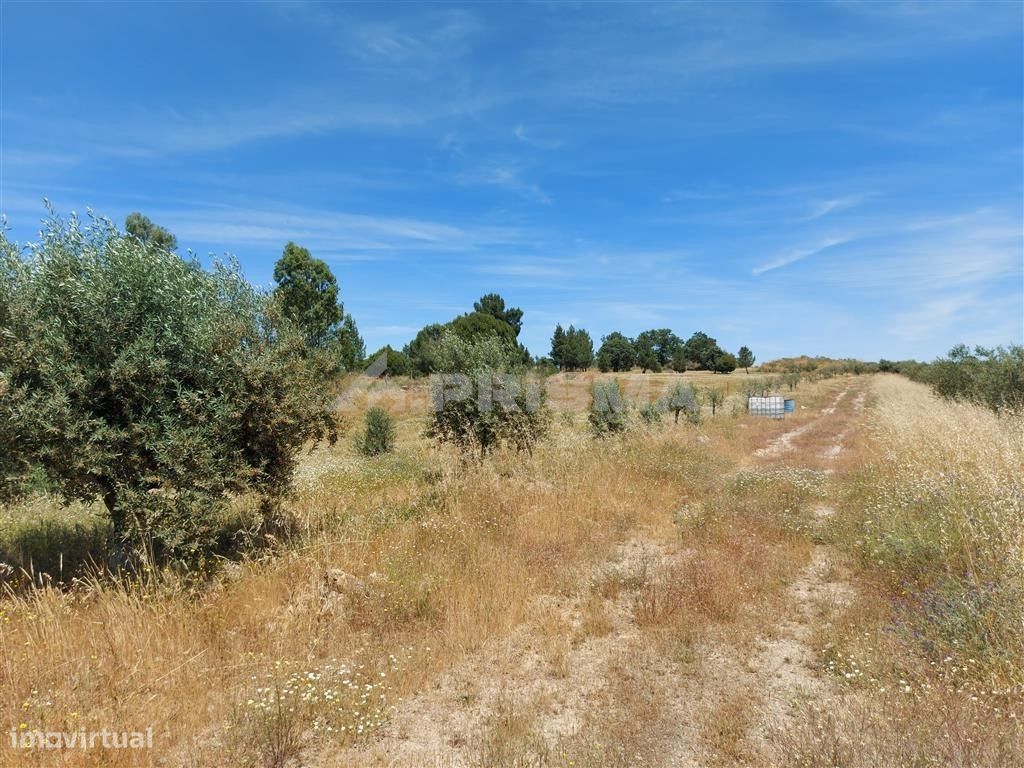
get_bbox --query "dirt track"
[338,379,869,767]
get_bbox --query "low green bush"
[588,380,628,436]
[357,407,396,457]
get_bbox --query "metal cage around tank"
[748,395,786,419]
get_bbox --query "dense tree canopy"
[473,293,524,336]
[334,314,366,371]
[682,331,720,370]
[272,242,342,347]
[367,345,411,377]
[404,323,447,375]
[403,307,524,376]
[635,343,662,373]
[271,242,364,370]
[711,350,738,373]
[634,329,682,369]
[551,324,594,371]
[125,212,177,251]
[450,311,519,345]
[597,332,636,372]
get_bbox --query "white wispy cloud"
[455,163,551,204]
[803,195,868,221]
[473,260,570,279]
[513,2,1020,107]
[160,204,527,257]
[752,237,851,275]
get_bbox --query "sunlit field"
[3,0,1022,765]
[2,370,1019,767]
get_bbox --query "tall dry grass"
[0,373,855,767]
[865,374,1023,581]
[0,414,722,767]
[769,374,1024,767]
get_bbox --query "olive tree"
[588,380,628,436]
[663,382,700,424]
[701,386,725,416]
[0,211,335,569]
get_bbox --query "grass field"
[1,372,1021,766]
[335,368,775,418]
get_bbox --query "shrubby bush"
[427,373,549,459]
[425,333,549,458]
[0,211,335,570]
[430,329,517,375]
[357,407,396,457]
[638,402,663,425]
[588,380,628,436]
[663,382,700,424]
[905,344,1024,414]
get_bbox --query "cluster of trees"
[371,293,529,378]
[550,325,595,371]
[386,302,753,379]
[587,328,752,375]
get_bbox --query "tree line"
[361,302,755,379]
[550,326,755,375]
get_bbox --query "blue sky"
[2,1,1021,362]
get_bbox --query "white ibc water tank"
[748,395,784,419]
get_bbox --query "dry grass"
[767,375,1024,766]
[338,368,778,421]
[0,372,877,767]
[0,395,736,767]
[700,690,758,766]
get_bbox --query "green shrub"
[357,407,396,457]
[907,344,1024,414]
[664,382,700,424]
[0,210,335,571]
[427,373,549,459]
[638,402,663,425]
[588,380,628,436]
[701,387,725,416]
